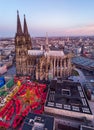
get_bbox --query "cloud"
[63,24,94,36]
[0,23,94,37]
[30,23,94,36]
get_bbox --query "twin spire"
[17,10,28,35]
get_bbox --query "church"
[15,11,73,80]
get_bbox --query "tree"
[25,88,31,102]
[17,80,21,87]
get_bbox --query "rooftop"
[45,80,93,120]
[22,113,54,130]
[72,56,94,71]
[45,50,64,57]
[28,50,65,57]
[28,50,44,56]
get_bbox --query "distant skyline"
[0,0,94,37]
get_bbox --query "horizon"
[0,0,94,37]
[1,35,94,39]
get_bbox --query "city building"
[15,11,73,80]
[21,113,54,130]
[44,80,93,121]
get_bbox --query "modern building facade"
[15,11,73,80]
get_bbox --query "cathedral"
[15,11,73,80]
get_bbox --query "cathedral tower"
[15,11,32,76]
[23,14,32,50]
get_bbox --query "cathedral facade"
[15,11,73,80]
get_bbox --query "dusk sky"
[0,0,94,37]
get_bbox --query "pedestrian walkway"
[68,68,86,85]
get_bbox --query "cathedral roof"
[28,50,44,56]
[45,50,65,57]
[28,50,64,57]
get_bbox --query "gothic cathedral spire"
[45,32,49,51]
[24,14,29,35]
[17,10,23,35]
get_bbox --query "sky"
[0,0,94,37]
